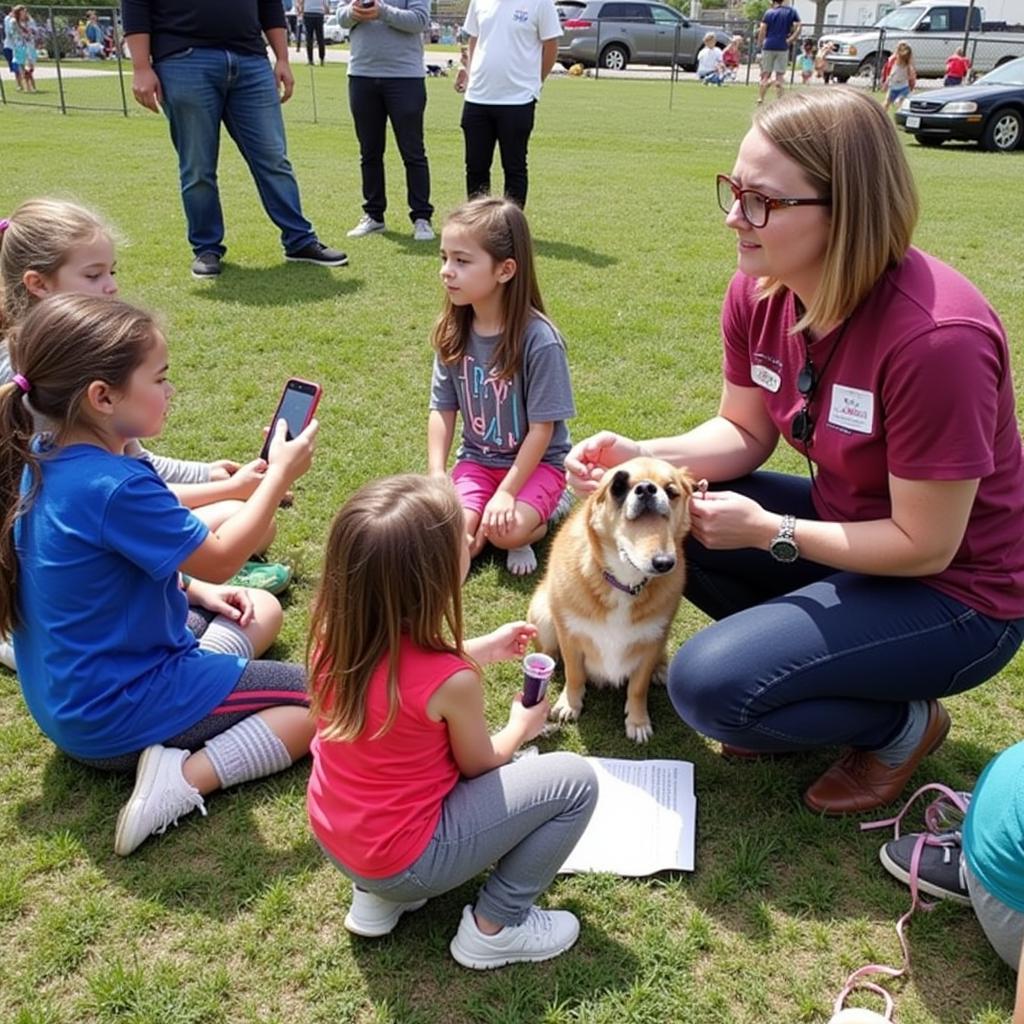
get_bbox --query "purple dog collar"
[602,569,647,596]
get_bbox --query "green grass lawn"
[2,70,1023,1024]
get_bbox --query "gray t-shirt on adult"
[429,316,574,469]
[339,0,429,78]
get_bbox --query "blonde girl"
[428,197,575,576]
[882,41,917,111]
[0,295,318,856]
[0,199,290,583]
[306,474,596,967]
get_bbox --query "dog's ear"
[671,467,695,499]
[609,469,631,505]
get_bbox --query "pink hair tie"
[12,373,31,393]
[0,219,9,233]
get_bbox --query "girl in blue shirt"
[0,294,318,856]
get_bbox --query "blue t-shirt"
[964,740,1024,913]
[761,4,799,50]
[13,444,246,759]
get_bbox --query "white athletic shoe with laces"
[344,888,428,937]
[347,214,386,237]
[114,744,207,856]
[449,904,580,969]
[412,218,436,241]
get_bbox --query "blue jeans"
[668,473,1024,752]
[154,47,316,258]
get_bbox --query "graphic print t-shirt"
[429,316,575,469]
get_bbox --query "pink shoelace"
[830,782,971,1020]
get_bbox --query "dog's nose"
[651,554,676,574]
[634,481,657,497]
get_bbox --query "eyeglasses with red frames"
[716,174,831,229]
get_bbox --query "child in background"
[428,197,575,577]
[306,474,596,967]
[0,295,318,855]
[10,6,35,93]
[882,41,917,111]
[721,35,742,81]
[0,199,293,595]
[696,31,725,85]
[799,38,816,83]
[814,39,836,82]
[945,46,971,86]
[2,8,24,93]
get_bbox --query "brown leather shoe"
[803,700,951,815]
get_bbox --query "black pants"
[460,99,536,208]
[304,13,325,65]
[349,75,433,223]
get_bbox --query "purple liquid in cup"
[522,653,555,707]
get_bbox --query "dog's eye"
[665,484,679,499]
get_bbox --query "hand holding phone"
[260,378,322,462]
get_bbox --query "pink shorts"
[452,460,566,522]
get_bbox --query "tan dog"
[528,457,693,743]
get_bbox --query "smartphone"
[360,0,374,7]
[260,378,322,462]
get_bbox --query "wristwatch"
[769,514,799,563]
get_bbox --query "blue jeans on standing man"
[154,47,317,259]
[668,472,1024,753]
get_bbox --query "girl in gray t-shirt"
[427,197,574,577]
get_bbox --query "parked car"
[895,55,1024,149]
[819,2,1023,82]
[557,1,731,71]
[324,13,350,44]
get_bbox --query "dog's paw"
[625,717,653,744]
[551,690,582,723]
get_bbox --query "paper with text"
[558,758,696,876]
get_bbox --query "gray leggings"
[331,751,598,927]
[964,860,1024,971]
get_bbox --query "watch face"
[770,538,799,563]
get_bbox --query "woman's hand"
[482,490,516,537]
[564,431,644,493]
[507,693,551,743]
[186,579,256,626]
[689,489,777,551]
[467,621,538,666]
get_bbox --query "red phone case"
[261,378,322,461]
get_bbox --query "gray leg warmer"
[197,616,255,659]
[203,714,293,789]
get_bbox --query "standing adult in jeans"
[122,0,347,279]
[757,0,800,104]
[564,90,1024,816]
[298,0,326,66]
[338,0,435,241]
[457,0,562,208]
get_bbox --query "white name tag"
[828,384,875,434]
[751,364,781,393]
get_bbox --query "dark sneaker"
[191,252,222,279]
[879,830,971,905]
[285,241,349,267]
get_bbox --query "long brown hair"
[0,197,114,334]
[0,295,158,636]
[753,88,918,334]
[307,475,472,743]
[431,196,546,381]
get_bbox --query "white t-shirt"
[463,0,563,105]
[697,45,723,75]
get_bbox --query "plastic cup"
[522,652,555,707]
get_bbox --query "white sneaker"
[412,218,435,241]
[347,215,386,237]
[0,635,15,672]
[344,888,428,937]
[114,744,207,856]
[449,904,580,969]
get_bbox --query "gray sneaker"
[412,218,435,241]
[879,831,971,905]
[191,252,222,279]
[449,904,580,969]
[347,215,386,238]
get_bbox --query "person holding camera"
[339,0,435,241]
